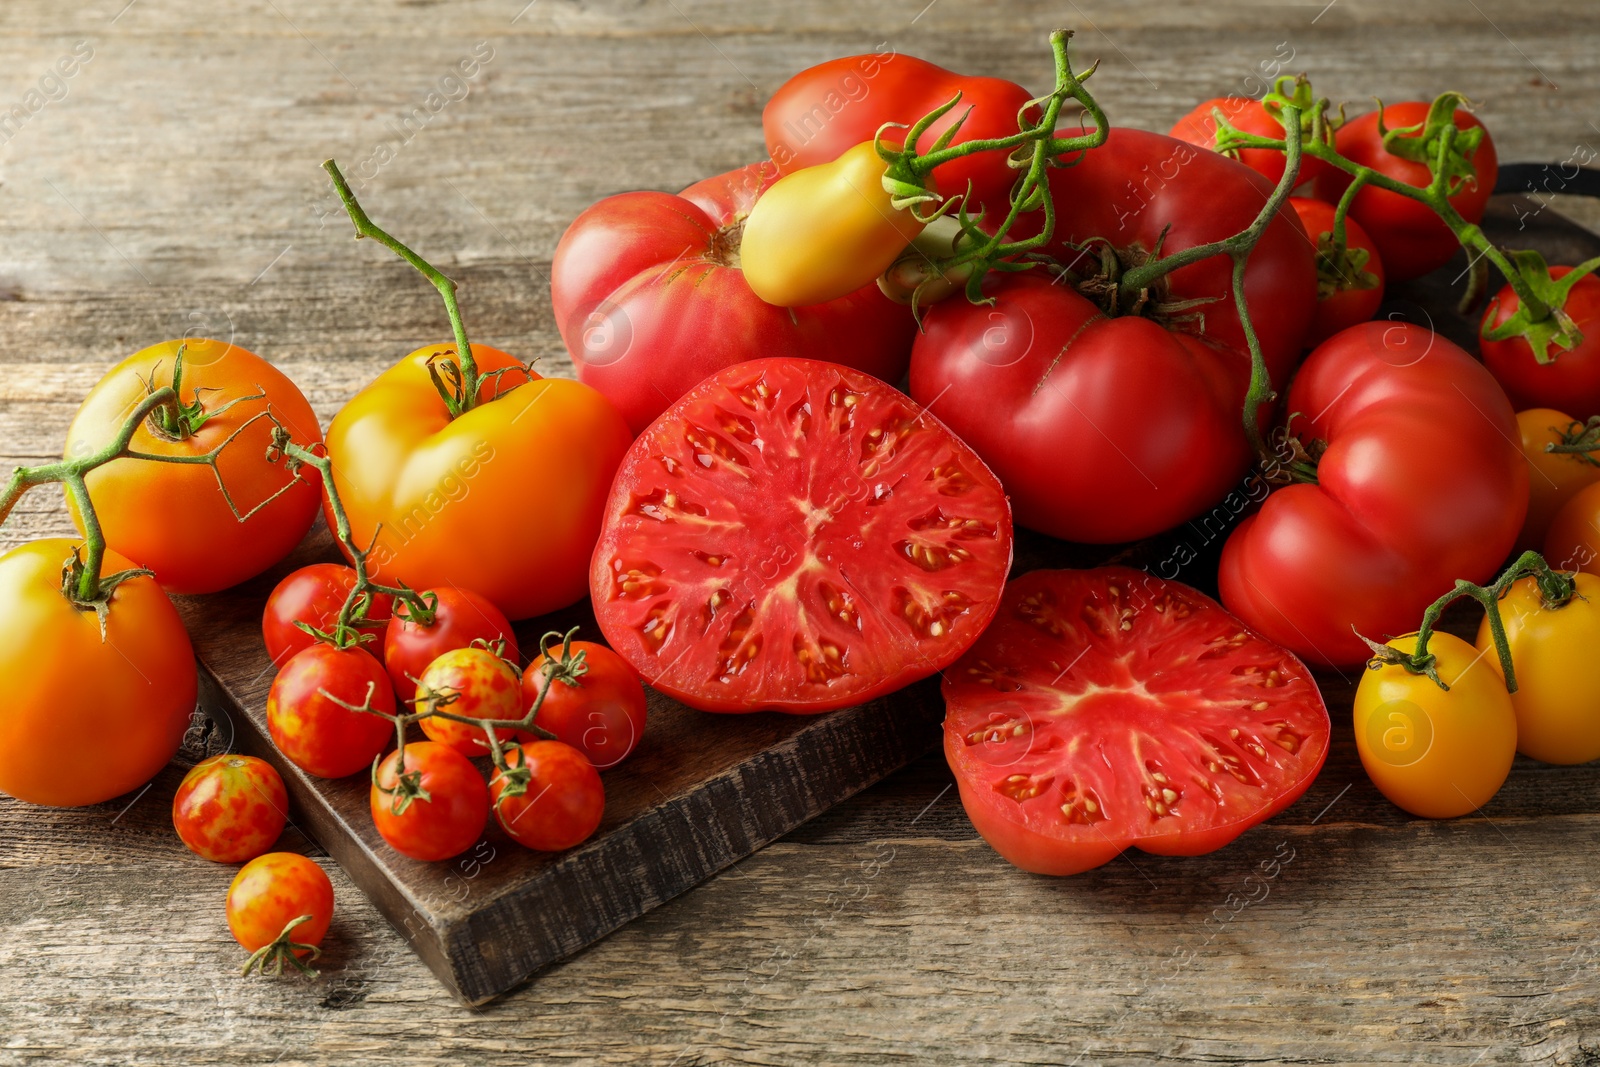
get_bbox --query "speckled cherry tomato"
[523,642,647,769]
[172,754,288,863]
[490,741,604,852]
[370,742,490,862]
[226,852,334,965]
[383,587,518,696]
[267,644,395,779]
[262,563,393,669]
[415,646,523,758]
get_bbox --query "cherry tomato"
[1170,96,1334,190]
[523,641,648,769]
[1288,197,1386,346]
[590,358,1013,713]
[64,339,323,594]
[1320,102,1498,281]
[415,646,522,758]
[1481,268,1600,418]
[1544,479,1600,575]
[1220,322,1528,667]
[262,563,393,668]
[324,344,631,621]
[226,852,334,966]
[943,568,1329,876]
[1513,408,1600,553]
[1354,632,1516,818]
[490,741,604,851]
[383,586,518,695]
[0,538,195,807]
[370,741,490,862]
[551,163,915,434]
[172,754,288,863]
[267,644,395,779]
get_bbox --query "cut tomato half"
[590,357,1014,713]
[943,568,1329,875]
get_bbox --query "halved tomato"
[943,568,1330,876]
[589,358,1013,713]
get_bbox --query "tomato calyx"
[136,345,267,442]
[534,627,590,691]
[1480,248,1600,365]
[1311,230,1381,299]
[58,545,154,639]
[239,914,323,978]
[1544,415,1600,467]
[371,750,433,816]
[1374,93,1486,195]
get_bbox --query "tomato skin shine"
[1477,574,1600,765]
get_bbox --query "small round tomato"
[1514,408,1600,552]
[1481,268,1600,419]
[415,646,523,757]
[1544,480,1600,575]
[1477,573,1600,765]
[267,644,395,779]
[523,641,648,769]
[490,741,604,852]
[1354,632,1517,819]
[1170,96,1334,190]
[371,742,490,862]
[263,563,393,668]
[227,852,334,974]
[1288,197,1386,346]
[172,754,288,863]
[384,587,518,696]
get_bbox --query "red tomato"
[383,587,518,696]
[172,754,288,863]
[226,852,334,969]
[1319,102,1498,281]
[1170,96,1334,190]
[523,641,648,769]
[590,358,1013,713]
[551,163,916,435]
[1481,268,1600,419]
[267,644,395,779]
[944,568,1329,876]
[370,741,490,862]
[415,646,523,758]
[490,741,604,851]
[1219,322,1528,667]
[1288,197,1387,346]
[262,563,393,668]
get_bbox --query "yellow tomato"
[1476,573,1600,764]
[1545,478,1600,576]
[1516,408,1600,553]
[1353,632,1516,818]
[740,141,927,308]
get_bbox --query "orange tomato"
[1518,408,1600,554]
[1545,478,1600,575]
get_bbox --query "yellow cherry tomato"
[1353,632,1516,818]
[1516,408,1600,553]
[740,141,928,308]
[1476,573,1600,764]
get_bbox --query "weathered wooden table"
[4,1,1600,1063]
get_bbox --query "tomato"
[64,339,323,594]
[523,641,648,769]
[1170,96,1334,190]
[323,344,631,621]
[1513,408,1600,553]
[590,358,1013,713]
[172,754,288,863]
[490,741,604,851]
[1477,573,1600,765]
[383,586,518,695]
[266,643,395,779]
[370,741,489,862]
[1319,102,1498,281]
[415,646,522,757]
[1288,197,1386,347]
[763,51,1031,224]
[1354,632,1516,818]
[1481,268,1600,418]
[226,852,334,971]
[0,539,195,807]
[550,163,916,434]
[1544,479,1600,575]
[262,563,393,668]
[1219,322,1528,668]
[942,568,1329,877]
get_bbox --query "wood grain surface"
[4,0,1600,1063]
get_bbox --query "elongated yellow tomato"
[1353,632,1516,819]
[741,141,927,308]
[323,344,632,621]
[1476,573,1600,764]
[1516,408,1600,553]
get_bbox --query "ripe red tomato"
[267,644,395,779]
[1219,321,1528,667]
[523,641,648,769]
[262,563,393,668]
[1319,102,1498,281]
[226,852,334,971]
[551,162,916,435]
[1170,96,1334,190]
[64,339,323,594]
[172,754,288,863]
[490,741,604,851]
[370,741,490,862]
[415,646,522,757]
[590,358,1013,713]
[1481,268,1600,419]
[944,568,1329,876]
[383,587,518,695]
[1288,197,1386,346]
